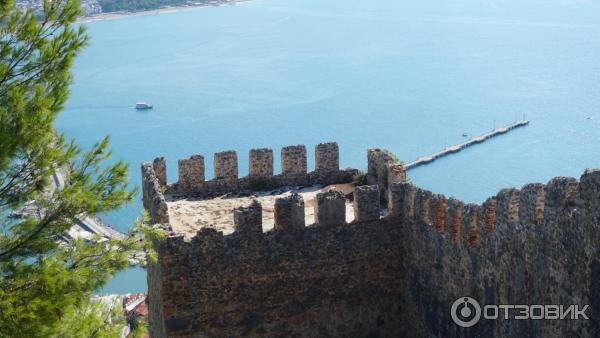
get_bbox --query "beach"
[77,0,249,23]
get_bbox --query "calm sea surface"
[57,0,600,294]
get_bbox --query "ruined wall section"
[367,148,406,204]
[157,142,357,199]
[387,170,600,337]
[148,170,600,337]
[147,246,167,338]
[141,163,170,225]
[143,162,171,337]
[148,186,406,337]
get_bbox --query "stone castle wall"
[143,147,599,338]
[385,171,600,337]
[149,142,358,199]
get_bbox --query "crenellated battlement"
[143,142,359,200]
[148,154,600,248]
[145,144,600,254]
[385,171,600,248]
[145,145,600,337]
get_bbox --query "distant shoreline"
[77,0,249,23]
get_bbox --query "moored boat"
[135,102,153,110]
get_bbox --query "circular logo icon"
[451,297,481,328]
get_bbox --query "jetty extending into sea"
[405,119,529,170]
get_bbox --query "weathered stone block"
[387,163,406,185]
[214,150,238,180]
[495,188,520,227]
[249,148,273,177]
[367,148,398,204]
[165,234,185,248]
[141,162,152,209]
[465,203,481,246]
[446,198,464,243]
[315,189,346,226]
[546,177,578,208]
[141,162,170,224]
[367,149,389,185]
[233,200,262,234]
[414,188,432,226]
[433,194,447,232]
[483,197,497,232]
[353,185,380,222]
[178,155,205,190]
[388,183,416,220]
[153,157,167,187]
[315,142,339,172]
[520,183,545,225]
[189,228,226,257]
[274,193,305,230]
[579,169,600,214]
[281,145,307,175]
[544,177,578,222]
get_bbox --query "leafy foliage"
[0,0,159,336]
[57,297,127,338]
[137,212,166,264]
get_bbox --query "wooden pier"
[405,119,529,170]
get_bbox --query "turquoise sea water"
[57,0,600,294]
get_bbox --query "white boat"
[135,102,153,110]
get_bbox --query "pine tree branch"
[0,204,65,259]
